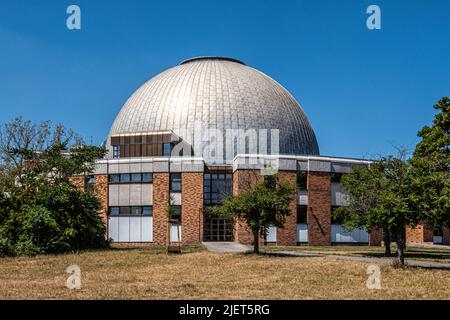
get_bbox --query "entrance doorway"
[203,213,234,241]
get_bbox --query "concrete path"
[203,242,250,253]
[265,250,450,270]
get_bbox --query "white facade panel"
[297,224,308,242]
[266,225,277,242]
[331,224,368,243]
[298,190,308,205]
[108,217,119,242]
[129,184,142,205]
[141,217,153,242]
[170,192,182,205]
[331,182,349,206]
[118,184,130,206]
[108,184,119,206]
[141,184,153,205]
[129,217,141,242]
[118,217,130,242]
[170,224,182,242]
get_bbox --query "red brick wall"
[153,173,169,246]
[94,175,108,224]
[181,172,203,244]
[276,171,297,246]
[69,176,85,191]
[406,225,425,243]
[232,170,263,245]
[307,171,331,246]
[368,228,383,246]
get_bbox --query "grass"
[263,245,450,263]
[0,248,449,299]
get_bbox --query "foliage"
[212,174,295,253]
[410,97,450,230]
[0,117,108,256]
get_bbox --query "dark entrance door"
[203,213,234,241]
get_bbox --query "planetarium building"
[74,57,445,247]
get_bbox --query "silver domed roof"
[108,56,319,161]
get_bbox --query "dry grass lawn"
[0,248,449,300]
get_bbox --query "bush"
[22,206,62,253]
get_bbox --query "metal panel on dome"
[107,57,320,163]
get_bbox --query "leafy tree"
[212,174,295,254]
[410,97,450,232]
[0,118,108,256]
[334,153,419,267]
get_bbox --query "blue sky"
[0,0,449,158]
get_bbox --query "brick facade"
[93,175,108,224]
[368,228,383,246]
[276,171,297,246]
[152,173,169,246]
[181,172,203,244]
[307,171,331,246]
[232,170,263,245]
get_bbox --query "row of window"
[112,143,172,159]
[296,205,344,224]
[109,206,153,216]
[109,173,153,184]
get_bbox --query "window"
[331,206,343,224]
[163,143,171,157]
[204,172,233,206]
[264,175,276,189]
[142,173,153,183]
[170,173,182,192]
[297,205,307,224]
[109,207,120,216]
[142,207,153,216]
[113,145,120,159]
[331,173,343,183]
[131,173,142,183]
[297,171,307,190]
[109,173,153,184]
[120,173,131,183]
[85,175,95,193]
[170,205,181,222]
[109,174,120,184]
[109,206,153,217]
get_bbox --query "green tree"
[334,154,419,267]
[212,174,295,254]
[410,97,450,233]
[0,117,108,256]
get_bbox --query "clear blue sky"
[0,0,449,158]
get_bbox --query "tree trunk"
[395,226,406,267]
[253,230,260,254]
[383,228,391,257]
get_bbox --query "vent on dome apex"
[179,56,246,66]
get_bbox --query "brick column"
[368,228,383,246]
[232,170,263,245]
[406,225,425,244]
[153,173,169,246]
[181,172,203,244]
[443,228,450,245]
[307,171,331,246]
[276,171,297,246]
[94,175,108,224]
[69,176,85,191]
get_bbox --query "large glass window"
[331,173,343,183]
[113,145,120,159]
[85,175,95,193]
[163,143,171,157]
[204,172,233,206]
[170,173,182,192]
[297,171,307,190]
[297,205,307,224]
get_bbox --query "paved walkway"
[203,242,250,253]
[265,250,450,270]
